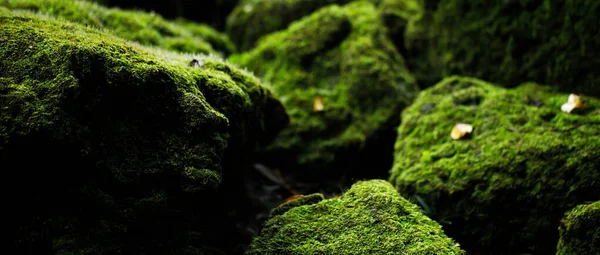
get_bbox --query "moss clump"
[246,180,464,255]
[226,0,349,51]
[389,76,600,254]
[556,201,600,255]
[226,0,424,51]
[402,0,600,94]
[1,0,236,56]
[174,18,237,55]
[230,1,419,180]
[1,9,286,254]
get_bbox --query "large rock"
[226,0,422,51]
[389,76,600,254]
[230,1,419,180]
[556,201,600,255]
[246,180,464,255]
[1,9,286,254]
[401,0,600,95]
[1,0,236,56]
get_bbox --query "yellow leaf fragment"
[313,96,324,112]
[561,94,584,114]
[451,123,473,140]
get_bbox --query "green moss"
[1,0,235,56]
[403,0,600,94]
[246,180,464,255]
[1,10,286,254]
[226,0,426,51]
[225,0,345,51]
[174,18,237,55]
[230,1,419,180]
[556,201,600,255]
[389,76,600,254]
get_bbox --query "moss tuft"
[246,180,464,255]
[1,9,286,254]
[230,1,419,180]
[390,76,600,254]
[1,0,236,56]
[556,201,600,255]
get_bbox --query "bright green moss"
[1,10,286,254]
[226,0,349,51]
[1,0,236,56]
[174,18,237,55]
[230,1,419,180]
[226,0,425,51]
[556,201,600,255]
[389,76,600,254]
[403,0,600,94]
[246,180,464,255]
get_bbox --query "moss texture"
[1,9,286,254]
[226,0,423,51]
[226,0,347,51]
[230,1,419,180]
[1,0,236,56]
[246,180,464,255]
[556,201,600,255]
[389,76,600,254]
[402,0,600,94]
[93,0,239,31]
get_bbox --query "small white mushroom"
[561,94,583,114]
[451,123,473,140]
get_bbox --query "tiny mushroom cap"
[451,123,473,140]
[561,94,584,114]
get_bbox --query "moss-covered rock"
[556,201,600,255]
[246,180,464,255]
[230,1,419,180]
[402,0,600,94]
[389,76,600,254]
[226,0,424,51]
[226,0,346,51]
[1,0,236,56]
[1,9,286,254]
[174,18,237,55]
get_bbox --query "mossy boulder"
[1,0,236,56]
[226,0,424,51]
[226,0,347,51]
[556,201,600,255]
[389,76,600,254]
[402,0,600,94]
[230,1,419,180]
[246,180,464,255]
[1,9,286,254]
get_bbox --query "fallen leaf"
[313,96,324,112]
[561,94,584,113]
[451,123,473,140]
[284,194,304,203]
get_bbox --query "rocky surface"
[1,8,286,254]
[246,180,464,255]
[389,76,600,254]
[230,1,419,181]
[556,201,600,255]
[2,0,236,56]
